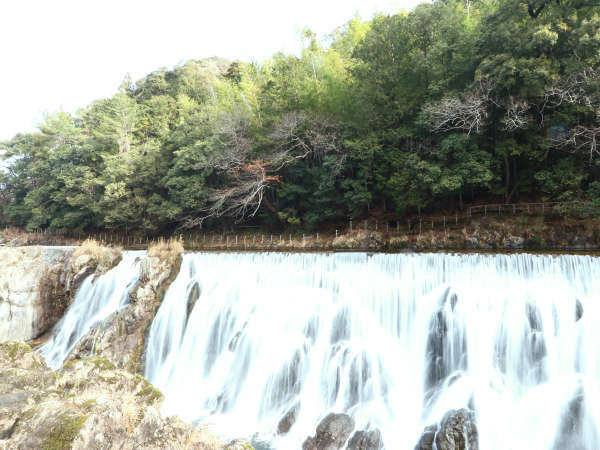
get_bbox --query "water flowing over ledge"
[143,252,600,449]
[40,251,144,369]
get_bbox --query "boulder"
[302,413,355,450]
[414,424,437,450]
[277,403,300,435]
[346,429,383,450]
[436,409,478,450]
[416,409,478,450]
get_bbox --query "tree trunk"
[504,155,511,202]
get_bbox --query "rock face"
[302,413,355,450]
[68,252,182,373]
[0,341,228,449]
[0,245,122,344]
[416,409,478,450]
[0,246,70,342]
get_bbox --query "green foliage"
[1,1,599,231]
[41,413,88,450]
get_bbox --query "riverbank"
[3,216,598,253]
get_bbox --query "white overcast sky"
[0,0,422,141]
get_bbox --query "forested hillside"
[1,0,599,232]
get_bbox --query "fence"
[466,202,563,217]
[341,202,573,236]
[0,201,594,250]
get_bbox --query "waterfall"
[40,251,144,369]
[144,252,600,449]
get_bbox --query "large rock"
[277,403,300,435]
[302,413,355,450]
[436,409,478,450]
[0,341,230,449]
[346,429,383,450]
[0,245,121,344]
[0,246,70,342]
[416,409,478,450]
[67,251,182,373]
[414,424,437,450]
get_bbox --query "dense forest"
[1,0,599,232]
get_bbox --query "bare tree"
[544,68,600,159]
[268,112,343,164]
[179,111,345,228]
[182,161,280,228]
[550,122,600,160]
[543,68,599,110]
[205,111,252,170]
[502,98,530,131]
[423,80,494,135]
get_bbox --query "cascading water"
[40,251,144,369]
[144,252,600,449]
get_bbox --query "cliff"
[0,245,121,344]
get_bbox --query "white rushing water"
[40,251,144,369]
[144,252,600,449]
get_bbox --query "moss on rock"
[0,341,32,361]
[136,381,163,405]
[41,413,88,450]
